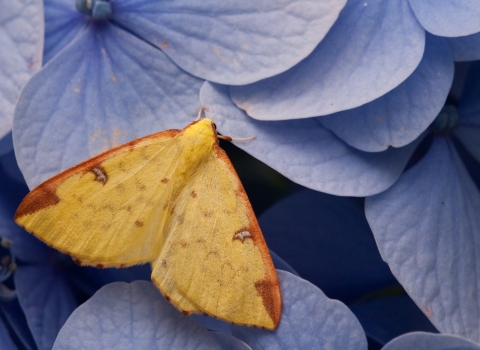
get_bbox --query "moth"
[15,117,282,329]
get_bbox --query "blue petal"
[1,300,37,350]
[454,63,480,164]
[232,270,367,349]
[15,265,78,350]
[269,250,298,276]
[210,332,251,350]
[53,281,236,349]
[259,189,395,302]
[230,0,425,119]
[0,192,51,264]
[446,33,480,62]
[43,0,86,63]
[14,23,203,189]
[0,150,27,184]
[319,35,453,152]
[365,137,480,342]
[201,82,419,196]
[0,319,17,350]
[0,0,43,139]
[112,0,346,85]
[350,295,438,346]
[0,132,13,155]
[383,332,480,350]
[409,0,480,37]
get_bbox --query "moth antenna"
[218,135,255,142]
[195,108,206,121]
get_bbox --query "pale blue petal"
[366,137,480,342]
[409,0,480,37]
[43,0,86,63]
[210,332,252,350]
[112,0,346,85]
[319,35,453,152]
[14,24,203,189]
[446,33,480,62]
[383,332,480,350]
[259,189,395,301]
[0,0,43,139]
[232,270,367,350]
[230,0,425,119]
[15,265,78,350]
[201,82,419,196]
[53,281,231,350]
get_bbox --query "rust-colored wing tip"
[15,184,60,220]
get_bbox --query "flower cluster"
[2,0,480,349]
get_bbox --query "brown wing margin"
[15,129,181,219]
[213,143,282,329]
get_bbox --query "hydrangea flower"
[365,62,480,343]
[0,0,43,148]
[13,0,345,189]
[200,56,480,345]
[52,272,367,350]
[228,0,479,123]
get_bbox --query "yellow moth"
[14,117,282,329]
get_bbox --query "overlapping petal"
[232,270,367,349]
[43,0,86,63]
[230,0,425,120]
[0,320,16,350]
[409,0,480,37]
[383,332,480,350]
[259,189,395,301]
[201,82,419,196]
[53,281,249,350]
[454,63,480,164]
[0,299,37,350]
[14,23,203,189]
[319,35,453,152]
[15,265,77,350]
[112,0,346,85]
[366,137,480,342]
[0,0,43,140]
[350,295,438,346]
[446,34,480,62]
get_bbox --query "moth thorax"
[182,120,216,166]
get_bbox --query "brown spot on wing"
[233,229,253,243]
[134,220,144,227]
[136,182,146,191]
[161,178,169,183]
[213,143,282,328]
[190,190,197,198]
[15,127,181,221]
[181,310,190,316]
[15,183,60,218]
[90,165,108,184]
[255,278,281,328]
[95,264,105,269]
